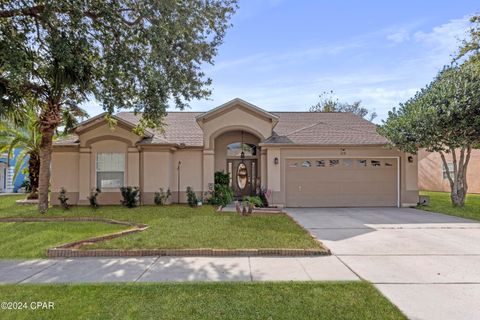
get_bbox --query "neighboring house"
[0,149,27,193]
[51,98,418,207]
[418,149,480,194]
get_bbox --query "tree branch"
[0,5,143,26]
[439,151,454,189]
[0,5,45,18]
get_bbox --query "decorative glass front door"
[227,159,257,198]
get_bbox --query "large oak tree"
[0,0,237,212]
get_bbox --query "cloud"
[413,16,470,62]
[387,30,410,43]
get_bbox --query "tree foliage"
[457,15,480,65]
[309,91,377,121]
[0,0,237,212]
[378,63,480,206]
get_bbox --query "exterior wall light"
[274,157,279,165]
[408,156,414,163]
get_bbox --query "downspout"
[177,161,181,204]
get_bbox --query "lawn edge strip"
[0,216,148,254]
[47,247,329,258]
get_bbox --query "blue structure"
[0,149,27,193]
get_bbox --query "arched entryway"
[214,130,260,199]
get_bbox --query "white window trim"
[96,153,126,190]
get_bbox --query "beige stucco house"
[51,98,419,207]
[418,149,480,194]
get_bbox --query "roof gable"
[195,98,279,126]
[74,112,154,138]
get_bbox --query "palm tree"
[0,106,41,199]
[0,104,88,200]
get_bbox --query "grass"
[0,195,320,257]
[0,222,127,259]
[419,191,480,221]
[0,282,405,320]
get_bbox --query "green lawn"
[419,191,480,221]
[0,221,127,259]
[0,195,321,257]
[0,282,405,320]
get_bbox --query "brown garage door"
[285,158,398,207]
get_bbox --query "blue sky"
[82,0,479,123]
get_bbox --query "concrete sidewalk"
[0,256,358,284]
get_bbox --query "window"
[371,160,381,167]
[385,161,393,167]
[316,160,325,167]
[302,160,312,167]
[227,142,256,157]
[443,163,455,180]
[329,159,340,167]
[289,162,298,168]
[96,153,125,189]
[357,159,367,167]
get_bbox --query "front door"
[227,159,257,199]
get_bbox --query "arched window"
[227,142,257,157]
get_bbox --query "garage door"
[285,158,398,207]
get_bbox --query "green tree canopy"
[309,91,377,121]
[0,0,237,212]
[378,63,480,206]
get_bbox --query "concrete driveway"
[287,207,480,320]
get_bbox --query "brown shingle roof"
[266,112,387,145]
[117,112,204,146]
[54,111,387,147]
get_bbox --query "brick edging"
[47,248,329,258]
[0,216,148,252]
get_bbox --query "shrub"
[88,188,101,209]
[258,187,269,207]
[244,195,263,207]
[120,186,140,208]
[20,179,31,193]
[186,186,197,207]
[154,188,171,205]
[207,171,234,207]
[214,171,230,185]
[208,184,234,207]
[58,187,69,210]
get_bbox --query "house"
[0,149,27,193]
[51,98,419,207]
[418,149,480,194]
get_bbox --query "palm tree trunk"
[38,104,62,213]
[27,151,39,199]
[38,128,54,213]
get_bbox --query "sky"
[82,0,479,123]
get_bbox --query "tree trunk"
[27,151,40,200]
[439,147,471,207]
[38,104,62,213]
